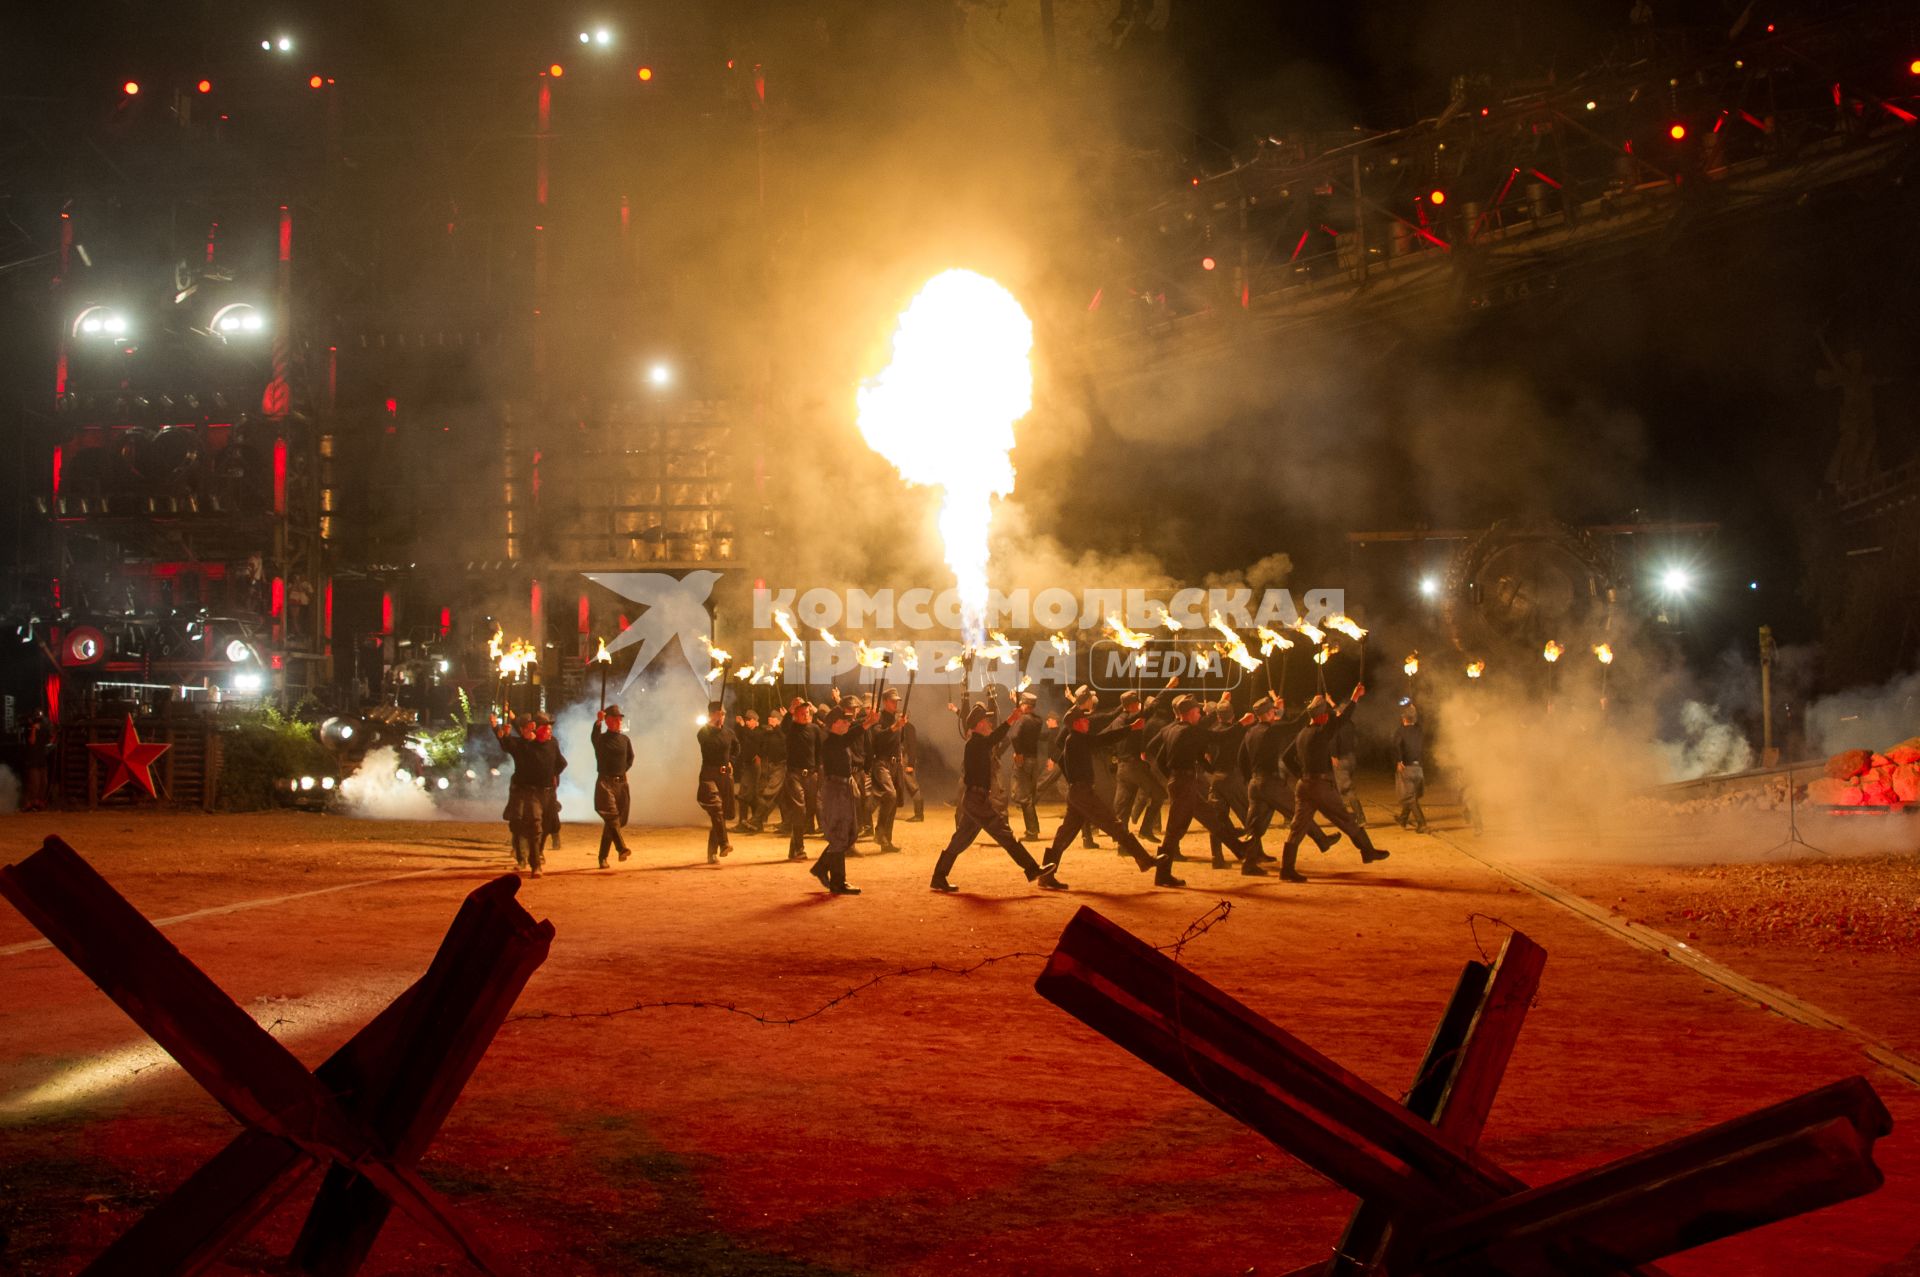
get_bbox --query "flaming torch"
[1594,642,1614,713]
[771,608,804,690]
[1466,659,1485,680]
[1209,612,1262,684]
[1326,613,1368,680]
[1543,639,1563,711]
[593,634,612,709]
[1403,651,1419,700]
[900,642,920,713]
[1105,614,1150,695]
[1313,641,1337,693]
[856,638,891,702]
[1256,626,1293,697]
[702,637,732,688]
[856,270,1033,644]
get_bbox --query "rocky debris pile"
[1808,739,1920,808]
[1666,857,1920,954]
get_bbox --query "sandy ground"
[2,791,1918,1276]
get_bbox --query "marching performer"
[1039,688,1183,889]
[930,700,1048,893]
[1278,685,1391,880]
[695,701,736,865]
[592,704,635,868]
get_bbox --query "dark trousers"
[697,766,735,857]
[1333,754,1367,824]
[1116,757,1166,837]
[1395,763,1427,830]
[934,786,1041,884]
[818,776,856,887]
[1247,770,1331,850]
[1283,775,1380,871]
[1158,770,1251,862]
[595,774,631,862]
[503,786,546,870]
[752,760,786,829]
[1010,754,1041,836]
[781,768,817,856]
[1046,782,1155,871]
[868,759,900,847]
[898,758,922,815]
[734,761,759,827]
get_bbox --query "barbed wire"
[507,900,1234,1030]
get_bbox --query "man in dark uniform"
[535,715,565,853]
[1331,691,1368,826]
[1279,685,1390,882]
[809,704,865,894]
[1135,689,1176,839]
[1242,694,1338,860]
[592,704,635,868]
[732,710,761,834]
[930,700,1048,893]
[837,692,876,842]
[695,701,736,865]
[1007,690,1046,839]
[1150,694,1262,873]
[1039,689,1183,889]
[1205,695,1254,868]
[865,688,905,852]
[489,710,563,877]
[751,707,787,833]
[1392,704,1428,833]
[898,708,924,821]
[1110,686,1168,845]
[780,699,818,861]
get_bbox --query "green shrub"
[217,707,334,811]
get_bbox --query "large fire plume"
[856,270,1034,643]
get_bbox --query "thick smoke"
[339,747,440,821]
[1806,669,1920,757]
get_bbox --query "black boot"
[1279,842,1307,883]
[1153,852,1185,888]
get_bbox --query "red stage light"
[637,66,654,81]
[1429,189,1447,205]
[122,80,140,96]
[1909,58,1920,76]
[309,74,323,88]
[1201,256,1217,271]
[548,63,564,77]
[1668,122,1687,140]
[197,79,212,93]
[1479,107,1489,117]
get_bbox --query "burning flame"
[855,639,890,669]
[1543,640,1564,663]
[978,631,1019,664]
[486,624,504,662]
[1593,643,1614,665]
[942,651,968,673]
[900,645,920,673]
[1209,612,1261,671]
[1256,626,1293,655]
[495,638,536,678]
[1313,644,1335,666]
[1104,614,1150,650]
[855,269,1033,642]
[592,635,611,664]
[1403,653,1420,677]
[772,609,802,647]
[1325,614,1368,642]
[1466,660,1485,679]
[1048,632,1070,653]
[1017,674,1033,693]
[1156,608,1184,632]
[1292,619,1326,645]
[816,627,839,650]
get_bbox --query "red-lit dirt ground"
[3,795,1918,1276]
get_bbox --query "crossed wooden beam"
[1035,906,1890,1276]
[0,837,553,1277]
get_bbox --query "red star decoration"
[87,714,171,799]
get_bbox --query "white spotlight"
[436,776,451,790]
[1418,576,1439,599]
[1660,566,1693,596]
[277,36,293,52]
[225,639,251,663]
[579,31,591,43]
[299,776,315,791]
[594,28,611,45]
[232,672,264,693]
[647,362,673,388]
[321,776,336,790]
